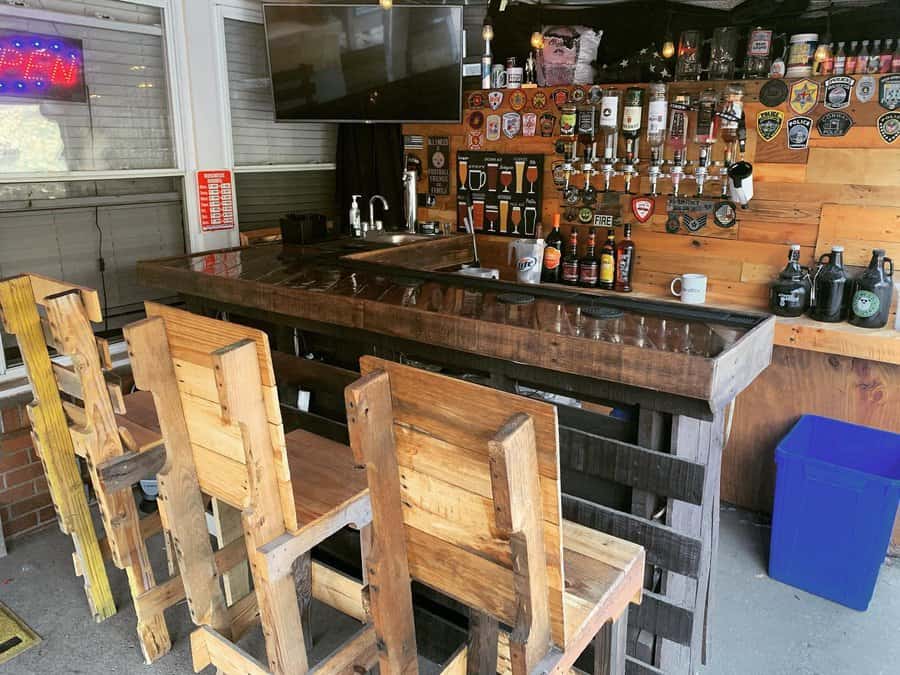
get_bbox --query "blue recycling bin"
[769,415,900,610]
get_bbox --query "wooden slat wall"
[405,76,900,314]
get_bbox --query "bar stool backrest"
[141,301,297,530]
[352,356,567,649]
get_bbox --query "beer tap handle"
[737,112,747,157]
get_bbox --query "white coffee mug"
[671,274,708,304]
[506,67,524,89]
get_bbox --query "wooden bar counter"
[139,234,775,675]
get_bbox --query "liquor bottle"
[880,39,893,73]
[849,249,894,328]
[769,244,810,317]
[894,38,900,72]
[576,103,597,159]
[598,228,616,290]
[561,227,580,285]
[667,92,691,196]
[578,228,599,287]
[822,43,835,75]
[560,105,577,140]
[846,40,859,74]
[867,40,880,73]
[809,245,850,322]
[833,41,846,74]
[646,83,668,196]
[541,214,564,283]
[614,224,635,292]
[857,40,870,74]
[622,87,644,161]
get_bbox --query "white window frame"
[0,0,194,383]
[213,0,338,176]
[0,0,194,184]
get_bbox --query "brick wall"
[0,404,56,540]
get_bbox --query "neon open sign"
[0,32,86,103]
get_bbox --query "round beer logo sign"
[851,290,880,318]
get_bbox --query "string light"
[531,30,544,50]
[379,0,392,9]
[662,39,675,59]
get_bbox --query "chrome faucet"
[369,195,389,234]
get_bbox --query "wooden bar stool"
[124,303,374,675]
[344,357,645,675]
[0,274,175,661]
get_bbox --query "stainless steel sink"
[363,232,433,245]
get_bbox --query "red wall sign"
[197,170,236,232]
[0,32,86,102]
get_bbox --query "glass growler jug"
[809,245,849,322]
[769,244,810,317]
[849,248,894,328]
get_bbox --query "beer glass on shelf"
[718,84,744,196]
[710,27,739,79]
[676,29,702,80]
[693,88,720,196]
[646,83,668,196]
[666,92,691,196]
[500,168,513,193]
[526,162,539,194]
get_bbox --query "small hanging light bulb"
[379,0,392,9]
[531,30,544,50]
[482,20,494,43]
[814,41,830,63]
[662,39,676,59]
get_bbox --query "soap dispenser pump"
[350,194,362,236]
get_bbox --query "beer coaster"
[817,111,853,137]
[787,116,812,149]
[789,79,819,115]
[877,112,900,143]
[824,76,854,110]
[856,75,876,104]
[582,306,624,320]
[497,293,535,305]
[879,74,900,110]
[757,109,784,142]
[760,79,788,107]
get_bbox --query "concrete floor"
[0,506,897,675]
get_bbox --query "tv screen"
[263,4,463,123]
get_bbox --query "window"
[0,5,176,174]
[222,14,337,234]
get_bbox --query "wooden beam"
[191,626,269,675]
[561,495,701,579]
[0,276,116,622]
[95,444,166,494]
[345,370,419,675]
[594,609,628,675]
[627,591,693,647]
[310,624,379,675]
[559,427,704,506]
[466,610,499,675]
[124,316,231,635]
[212,339,308,675]
[489,413,552,675]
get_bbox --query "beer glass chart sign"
[456,151,544,238]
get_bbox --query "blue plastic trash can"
[769,415,900,610]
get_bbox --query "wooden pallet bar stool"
[0,273,175,661]
[124,303,375,675]
[344,357,646,675]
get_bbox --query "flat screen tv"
[263,3,463,123]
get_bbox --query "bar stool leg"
[593,608,628,675]
[292,552,313,652]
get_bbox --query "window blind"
[235,171,335,232]
[224,18,337,167]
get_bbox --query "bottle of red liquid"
[541,214,564,283]
[561,228,580,286]
[578,228,599,288]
